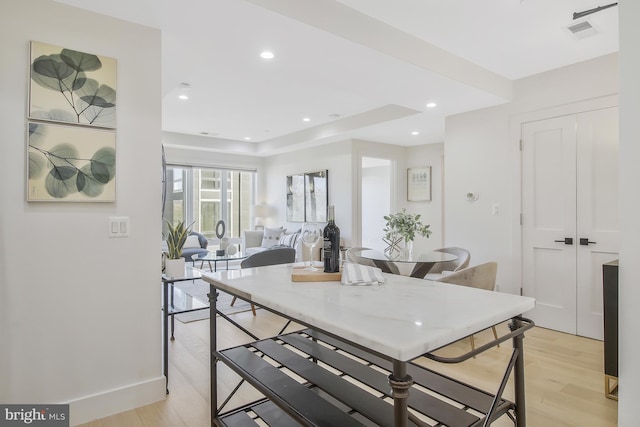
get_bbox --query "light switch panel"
[109,216,130,238]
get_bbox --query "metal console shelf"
[203,264,535,427]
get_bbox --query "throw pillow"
[261,227,285,248]
[279,231,299,249]
[183,234,201,248]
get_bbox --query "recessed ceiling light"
[411,131,419,135]
[178,94,189,100]
[260,51,274,59]
[329,113,341,119]
[426,102,437,108]
[244,136,252,140]
[303,117,310,122]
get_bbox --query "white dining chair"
[436,262,499,351]
[424,247,471,280]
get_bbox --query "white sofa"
[242,228,321,262]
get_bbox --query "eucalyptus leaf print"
[29,42,117,128]
[27,122,116,202]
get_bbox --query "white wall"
[445,105,514,292]
[351,140,405,247]
[618,0,640,424]
[445,54,618,294]
[361,162,391,251]
[263,140,353,242]
[403,143,445,254]
[0,1,164,424]
[259,139,444,252]
[258,138,445,257]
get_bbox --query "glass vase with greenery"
[383,209,431,257]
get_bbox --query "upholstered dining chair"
[230,247,296,315]
[423,247,471,281]
[435,262,499,352]
[345,247,400,274]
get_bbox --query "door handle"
[554,238,573,245]
[580,238,597,246]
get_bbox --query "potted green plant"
[383,209,431,259]
[163,220,193,277]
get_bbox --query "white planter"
[165,258,185,278]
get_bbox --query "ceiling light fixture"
[411,131,419,136]
[178,94,189,100]
[260,51,274,59]
[244,137,252,140]
[303,117,310,122]
[426,102,437,108]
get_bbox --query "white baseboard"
[68,376,166,426]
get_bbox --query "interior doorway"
[361,157,391,252]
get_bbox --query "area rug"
[173,279,254,323]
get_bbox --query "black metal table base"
[209,283,534,427]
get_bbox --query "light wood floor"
[79,310,617,427]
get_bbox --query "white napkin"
[341,262,386,286]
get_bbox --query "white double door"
[522,107,619,340]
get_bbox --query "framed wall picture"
[304,170,328,222]
[27,121,116,202]
[407,167,431,202]
[286,170,329,222]
[286,174,305,222]
[29,41,117,129]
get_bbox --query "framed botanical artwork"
[304,170,328,222]
[27,121,116,202]
[286,174,305,222]
[29,41,117,129]
[407,167,431,202]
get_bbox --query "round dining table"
[359,249,457,278]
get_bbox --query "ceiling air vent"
[566,20,598,39]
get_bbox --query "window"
[163,166,255,240]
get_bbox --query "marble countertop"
[202,263,535,361]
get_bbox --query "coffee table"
[191,251,247,272]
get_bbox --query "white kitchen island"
[203,263,535,427]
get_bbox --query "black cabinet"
[602,259,618,400]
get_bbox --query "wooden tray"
[291,267,342,282]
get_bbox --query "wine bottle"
[323,205,341,273]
